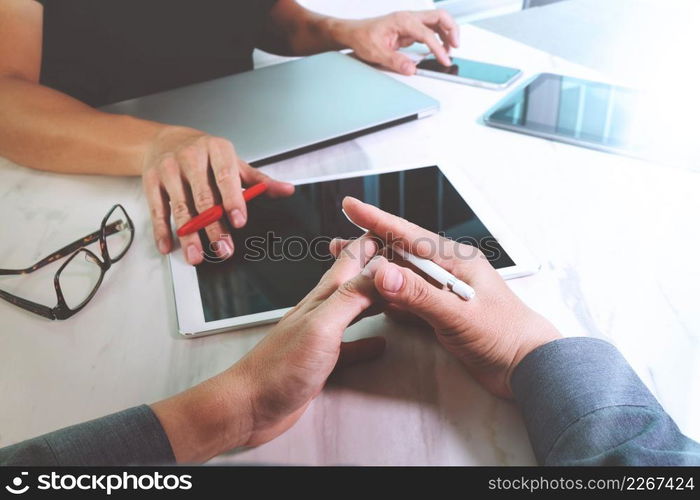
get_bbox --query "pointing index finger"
[342,196,459,272]
[418,9,460,48]
[403,16,451,66]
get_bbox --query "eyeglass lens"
[58,249,103,310]
[105,206,133,261]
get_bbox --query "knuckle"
[454,240,472,255]
[368,34,385,53]
[192,134,209,147]
[463,243,484,259]
[313,282,337,301]
[208,136,234,153]
[179,145,205,170]
[423,29,438,44]
[206,228,227,248]
[407,278,432,307]
[206,222,226,239]
[393,11,411,24]
[193,189,215,209]
[205,135,223,149]
[179,144,199,160]
[152,220,170,239]
[142,165,160,184]
[149,204,166,222]
[454,242,483,264]
[337,280,359,300]
[392,219,416,245]
[170,200,191,219]
[441,236,459,255]
[191,162,209,176]
[392,217,410,237]
[158,154,179,174]
[392,54,408,68]
[214,165,235,183]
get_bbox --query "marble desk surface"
[1,24,698,465]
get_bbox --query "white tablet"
[169,164,539,337]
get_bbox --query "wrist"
[505,323,562,396]
[99,114,166,176]
[216,365,256,451]
[321,17,356,51]
[150,365,255,463]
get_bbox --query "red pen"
[176,182,268,237]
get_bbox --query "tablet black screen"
[196,166,514,322]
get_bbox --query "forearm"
[260,0,346,56]
[0,76,165,176]
[150,366,254,463]
[0,368,255,466]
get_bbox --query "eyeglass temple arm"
[0,288,55,319]
[0,221,122,276]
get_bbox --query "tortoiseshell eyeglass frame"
[0,204,134,320]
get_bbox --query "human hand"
[330,9,459,75]
[337,197,561,398]
[152,235,384,462]
[230,235,385,446]
[142,126,295,265]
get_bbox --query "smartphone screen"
[417,56,520,85]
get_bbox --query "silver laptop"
[101,52,439,165]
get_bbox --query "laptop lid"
[101,52,439,165]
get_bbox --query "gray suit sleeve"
[0,405,175,466]
[512,337,700,465]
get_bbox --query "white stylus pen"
[342,209,476,301]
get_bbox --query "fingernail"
[230,209,246,228]
[186,245,200,265]
[157,239,168,254]
[216,239,232,258]
[401,62,415,75]
[382,266,404,293]
[361,255,382,278]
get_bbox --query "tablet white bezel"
[169,162,540,338]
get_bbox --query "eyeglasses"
[0,205,134,320]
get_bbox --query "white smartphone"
[416,56,522,90]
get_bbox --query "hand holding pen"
[334,196,560,398]
[174,181,281,264]
[341,198,475,301]
[142,130,294,266]
[176,182,269,237]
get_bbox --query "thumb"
[382,51,417,75]
[364,256,464,330]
